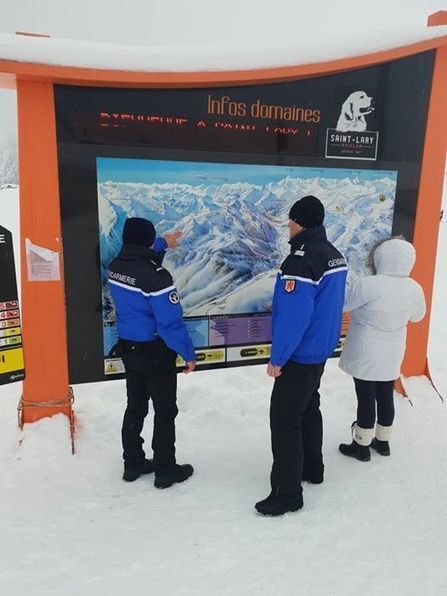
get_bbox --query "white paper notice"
[25,239,61,282]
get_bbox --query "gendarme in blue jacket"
[270,225,347,367]
[107,240,195,363]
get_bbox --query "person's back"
[108,217,196,488]
[256,195,347,517]
[109,244,192,353]
[340,238,425,382]
[351,274,422,335]
[339,238,425,462]
[272,228,347,366]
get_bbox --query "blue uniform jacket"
[107,242,195,362]
[270,225,347,367]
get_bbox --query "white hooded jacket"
[339,239,426,381]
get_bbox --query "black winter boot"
[123,458,155,482]
[302,465,324,484]
[339,440,371,462]
[303,474,324,484]
[154,464,194,489]
[371,438,391,456]
[302,473,324,484]
[255,491,303,516]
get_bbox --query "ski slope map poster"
[97,158,397,374]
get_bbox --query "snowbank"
[0,26,447,72]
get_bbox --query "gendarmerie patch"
[284,279,296,293]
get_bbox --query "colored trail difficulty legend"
[0,226,25,385]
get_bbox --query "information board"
[55,51,435,382]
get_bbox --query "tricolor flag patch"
[284,279,296,293]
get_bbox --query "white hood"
[373,238,416,277]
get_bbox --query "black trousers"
[354,378,395,429]
[270,361,325,495]
[120,339,178,473]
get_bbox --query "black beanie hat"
[289,195,325,228]
[122,217,156,247]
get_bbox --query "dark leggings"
[354,378,395,429]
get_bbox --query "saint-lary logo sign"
[325,90,379,161]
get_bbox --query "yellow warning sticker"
[104,358,125,375]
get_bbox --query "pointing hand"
[163,230,182,249]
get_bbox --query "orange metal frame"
[16,80,73,426]
[403,44,447,377]
[1,14,446,429]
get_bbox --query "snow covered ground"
[1,187,447,595]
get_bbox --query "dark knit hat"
[289,195,325,228]
[122,217,156,247]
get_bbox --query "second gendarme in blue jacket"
[270,222,347,368]
[107,219,195,363]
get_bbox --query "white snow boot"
[371,424,392,456]
[339,423,374,462]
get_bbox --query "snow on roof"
[0,26,447,73]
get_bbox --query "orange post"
[16,80,73,427]
[401,45,447,377]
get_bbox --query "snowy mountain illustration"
[98,162,396,323]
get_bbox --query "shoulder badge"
[284,279,296,293]
[168,290,180,304]
[294,244,306,257]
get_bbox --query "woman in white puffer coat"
[338,238,426,461]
